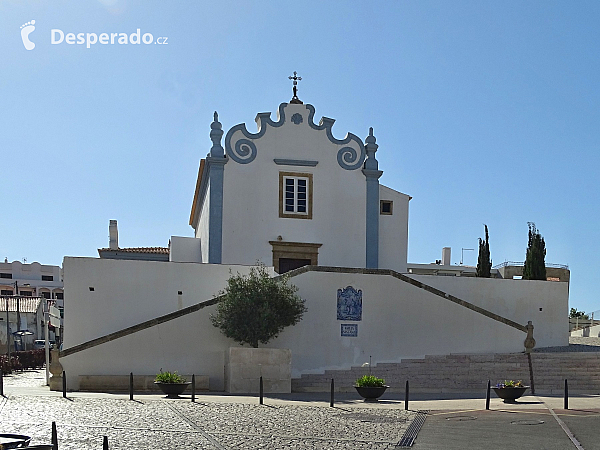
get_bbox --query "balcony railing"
[492,261,569,270]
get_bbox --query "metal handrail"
[492,261,569,270]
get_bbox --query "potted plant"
[154,370,191,398]
[354,375,389,402]
[492,380,529,403]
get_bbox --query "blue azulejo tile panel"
[337,286,362,321]
[341,324,358,337]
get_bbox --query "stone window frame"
[279,171,313,219]
[380,200,393,215]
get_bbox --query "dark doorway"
[278,258,311,274]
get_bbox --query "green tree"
[569,308,589,320]
[210,264,307,348]
[523,222,547,280]
[476,224,492,277]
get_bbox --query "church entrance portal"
[278,258,311,274]
[268,240,322,274]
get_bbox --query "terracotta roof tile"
[98,247,169,255]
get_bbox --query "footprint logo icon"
[20,20,36,50]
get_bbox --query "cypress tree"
[476,224,492,277]
[523,222,547,280]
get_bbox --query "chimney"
[109,220,119,250]
[442,247,451,266]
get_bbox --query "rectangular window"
[55,292,64,300]
[20,291,33,296]
[42,292,51,299]
[1,290,13,295]
[42,275,54,281]
[380,200,393,215]
[279,172,313,219]
[0,273,12,279]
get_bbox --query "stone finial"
[363,127,379,171]
[210,111,224,158]
[49,348,64,391]
[524,320,536,353]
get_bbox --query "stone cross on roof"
[288,71,303,104]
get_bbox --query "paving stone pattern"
[2,369,47,387]
[0,373,416,449]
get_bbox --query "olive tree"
[210,264,307,348]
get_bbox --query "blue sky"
[1,1,599,313]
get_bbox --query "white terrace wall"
[270,270,562,378]
[408,275,569,348]
[62,257,264,348]
[60,302,231,391]
[59,265,566,390]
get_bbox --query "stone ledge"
[78,375,209,392]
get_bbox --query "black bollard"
[129,372,134,400]
[259,376,264,405]
[405,380,409,411]
[0,370,3,397]
[486,380,491,410]
[330,378,334,407]
[564,379,568,410]
[103,435,108,450]
[52,421,58,450]
[192,374,196,403]
[62,371,66,398]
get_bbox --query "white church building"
[57,88,569,392]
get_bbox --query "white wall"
[169,236,202,263]
[62,257,263,348]
[378,185,410,272]
[220,103,368,268]
[273,271,559,377]
[408,275,569,348]
[61,302,231,391]
[60,265,566,389]
[571,324,600,337]
[197,180,210,263]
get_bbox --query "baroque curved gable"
[224,103,366,170]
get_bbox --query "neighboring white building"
[407,247,570,282]
[0,260,64,304]
[0,296,45,352]
[57,92,570,392]
[0,260,64,346]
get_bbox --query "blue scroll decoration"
[337,286,362,321]
[233,139,256,162]
[224,102,366,169]
[224,103,286,164]
[306,104,366,170]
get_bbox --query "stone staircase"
[292,353,530,394]
[292,351,600,395]
[531,352,600,394]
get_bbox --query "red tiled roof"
[98,247,169,254]
[0,297,43,313]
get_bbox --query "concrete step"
[292,351,600,394]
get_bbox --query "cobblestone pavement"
[2,368,48,386]
[1,371,417,449]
